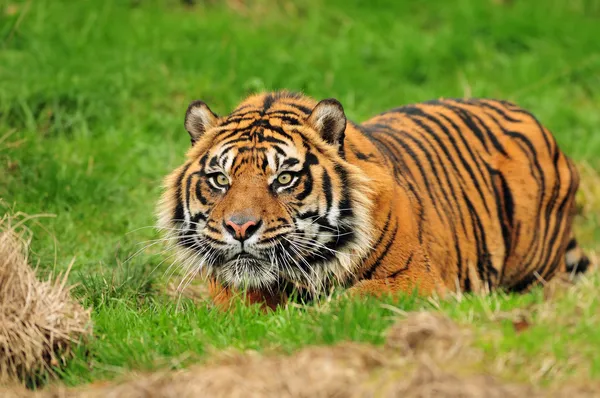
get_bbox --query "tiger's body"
[158,91,589,309]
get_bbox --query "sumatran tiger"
[157,91,590,309]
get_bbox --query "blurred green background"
[2,0,600,387]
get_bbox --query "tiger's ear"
[184,100,219,145]
[307,98,347,151]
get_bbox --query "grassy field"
[1,0,600,391]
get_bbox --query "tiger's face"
[157,92,373,293]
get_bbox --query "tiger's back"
[347,98,586,294]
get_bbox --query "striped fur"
[157,91,589,308]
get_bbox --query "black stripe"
[477,99,523,123]
[273,145,286,157]
[509,271,538,292]
[468,111,509,157]
[397,128,473,222]
[263,224,289,235]
[539,149,564,270]
[539,160,578,278]
[363,218,399,280]
[503,130,546,268]
[283,101,312,115]
[262,94,275,113]
[449,106,491,152]
[388,252,414,278]
[322,170,333,212]
[464,193,495,286]
[295,173,313,201]
[362,209,394,279]
[333,163,354,218]
[190,212,207,223]
[205,224,220,234]
[376,130,448,224]
[297,210,319,221]
[282,158,300,167]
[488,168,514,287]
[438,113,494,193]
[405,110,490,230]
[173,162,192,223]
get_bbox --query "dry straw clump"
[0,212,92,384]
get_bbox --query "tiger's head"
[157,91,373,294]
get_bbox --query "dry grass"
[0,211,92,385]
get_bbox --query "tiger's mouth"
[233,253,259,260]
[216,254,279,290]
[205,231,338,292]
[221,249,268,266]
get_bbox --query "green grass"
[1,0,599,389]
[55,288,538,385]
[56,279,600,387]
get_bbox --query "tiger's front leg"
[208,278,288,311]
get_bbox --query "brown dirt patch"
[0,212,92,385]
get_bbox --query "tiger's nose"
[223,216,262,242]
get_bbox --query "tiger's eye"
[215,173,229,187]
[277,172,293,185]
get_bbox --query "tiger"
[157,90,591,309]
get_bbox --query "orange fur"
[157,91,587,310]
